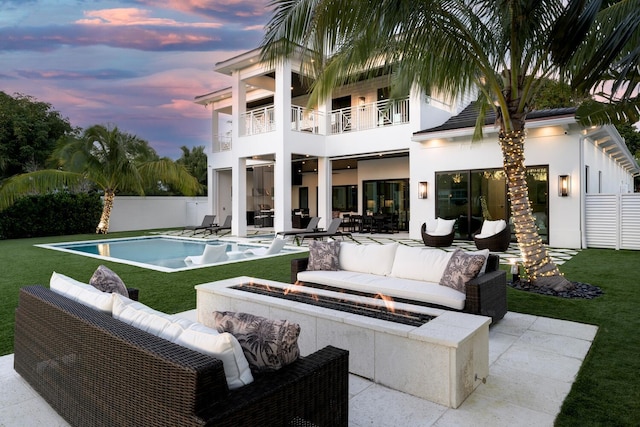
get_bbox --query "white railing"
[213,135,232,152]
[330,97,410,134]
[240,106,275,136]
[291,105,325,135]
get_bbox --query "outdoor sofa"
[14,285,349,426]
[291,242,507,322]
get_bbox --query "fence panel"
[584,193,640,250]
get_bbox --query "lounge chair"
[181,215,216,235]
[244,237,287,256]
[421,217,456,247]
[296,218,352,244]
[275,217,321,238]
[473,219,511,252]
[184,244,228,265]
[206,215,232,235]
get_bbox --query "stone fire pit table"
[195,276,491,408]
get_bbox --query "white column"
[317,157,332,229]
[231,157,247,236]
[273,60,293,232]
[231,70,247,236]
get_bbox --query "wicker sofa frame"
[420,223,456,247]
[291,254,507,322]
[14,286,349,427]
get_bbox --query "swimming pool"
[36,236,306,272]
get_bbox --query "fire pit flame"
[231,282,434,327]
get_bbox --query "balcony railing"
[330,97,410,134]
[240,106,275,136]
[213,135,232,153]
[291,105,325,135]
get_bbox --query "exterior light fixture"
[418,181,428,199]
[358,96,366,105]
[559,175,570,197]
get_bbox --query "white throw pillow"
[432,218,456,236]
[338,242,398,276]
[50,271,115,313]
[175,323,254,390]
[390,246,454,283]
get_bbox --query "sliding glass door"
[435,166,548,242]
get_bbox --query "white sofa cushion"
[297,270,465,310]
[390,246,453,283]
[50,272,114,313]
[339,242,398,276]
[112,294,253,390]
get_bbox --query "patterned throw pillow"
[212,311,301,373]
[439,249,486,293]
[89,265,129,297]
[307,240,341,271]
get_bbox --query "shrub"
[0,192,102,239]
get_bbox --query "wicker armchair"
[473,221,512,252]
[421,222,455,247]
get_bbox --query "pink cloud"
[76,8,222,28]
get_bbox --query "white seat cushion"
[49,272,115,313]
[338,242,398,276]
[479,219,506,237]
[297,270,465,310]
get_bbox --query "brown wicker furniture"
[421,223,455,247]
[474,224,512,252]
[14,285,349,427]
[291,252,507,322]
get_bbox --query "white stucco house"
[195,46,639,249]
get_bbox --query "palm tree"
[0,124,201,233]
[261,0,640,291]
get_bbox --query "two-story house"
[195,46,639,249]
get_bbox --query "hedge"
[0,192,102,239]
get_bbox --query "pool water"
[37,236,304,272]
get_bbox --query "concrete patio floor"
[0,310,597,426]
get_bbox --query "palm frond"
[137,159,202,196]
[0,170,83,211]
[576,97,640,126]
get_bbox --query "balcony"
[330,97,410,134]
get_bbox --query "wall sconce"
[418,181,428,199]
[358,96,366,105]
[558,175,570,197]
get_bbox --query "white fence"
[107,196,209,232]
[584,193,640,250]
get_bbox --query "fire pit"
[231,282,435,327]
[196,276,491,408]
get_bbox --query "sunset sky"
[0,0,272,158]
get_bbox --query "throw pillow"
[212,311,301,374]
[89,265,128,297]
[307,240,340,271]
[439,249,486,293]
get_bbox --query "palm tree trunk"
[499,130,573,291]
[96,189,115,234]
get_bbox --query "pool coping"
[35,235,308,273]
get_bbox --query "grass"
[1,231,639,425]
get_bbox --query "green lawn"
[1,232,639,425]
